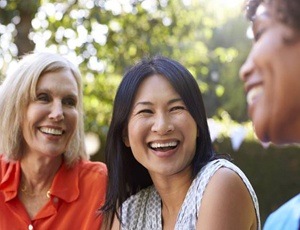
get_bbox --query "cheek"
[188,131,198,153]
[127,126,143,148]
[67,111,79,133]
[127,127,146,163]
[183,116,197,136]
[188,126,198,150]
[21,108,36,133]
[127,119,148,145]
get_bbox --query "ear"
[123,136,130,147]
[122,129,130,147]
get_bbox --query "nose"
[49,101,64,121]
[151,113,174,135]
[239,52,254,82]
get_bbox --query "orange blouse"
[0,155,107,230]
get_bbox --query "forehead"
[133,74,179,101]
[37,70,78,92]
[138,74,175,92]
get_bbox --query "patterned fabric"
[120,159,261,230]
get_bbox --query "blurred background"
[1,0,299,224]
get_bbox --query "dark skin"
[246,0,300,31]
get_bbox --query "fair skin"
[240,4,300,144]
[124,74,198,179]
[111,74,256,229]
[197,168,257,230]
[124,74,197,229]
[18,70,78,218]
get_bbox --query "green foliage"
[0,0,38,24]
[2,1,298,221]
[206,14,251,121]
[0,0,252,154]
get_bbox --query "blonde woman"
[0,52,107,229]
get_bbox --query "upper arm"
[196,167,257,230]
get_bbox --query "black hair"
[101,56,221,226]
[246,0,300,31]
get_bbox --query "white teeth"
[150,142,177,149]
[247,86,263,105]
[40,127,63,135]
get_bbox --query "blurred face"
[21,70,79,159]
[239,4,300,144]
[124,74,198,178]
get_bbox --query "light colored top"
[263,193,300,230]
[0,155,107,229]
[120,159,261,230]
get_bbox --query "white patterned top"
[120,159,261,230]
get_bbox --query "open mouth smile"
[247,85,263,106]
[39,127,64,136]
[148,141,179,151]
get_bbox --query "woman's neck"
[151,169,192,230]
[20,154,63,193]
[151,167,192,217]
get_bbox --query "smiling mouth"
[247,86,263,106]
[149,141,179,151]
[39,127,64,136]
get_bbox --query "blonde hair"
[0,52,88,166]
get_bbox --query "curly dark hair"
[245,0,300,31]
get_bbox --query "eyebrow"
[36,88,78,98]
[252,11,270,37]
[133,98,183,108]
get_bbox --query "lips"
[247,85,263,106]
[149,141,179,151]
[39,127,64,136]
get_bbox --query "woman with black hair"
[102,56,260,229]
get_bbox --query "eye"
[36,93,50,102]
[137,109,153,114]
[63,97,77,107]
[170,106,186,112]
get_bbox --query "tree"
[0,0,250,160]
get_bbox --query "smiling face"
[124,74,198,178]
[240,4,300,144]
[21,70,79,159]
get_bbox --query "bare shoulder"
[206,167,246,192]
[197,167,257,230]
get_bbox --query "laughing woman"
[240,0,300,229]
[101,56,261,230]
[0,52,107,229]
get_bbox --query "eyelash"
[36,94,77,107]
[137,109,152,114]
[170,106,185,111]
[63,98,77,106]
[37,93,49,102]
[137,106,185,114]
